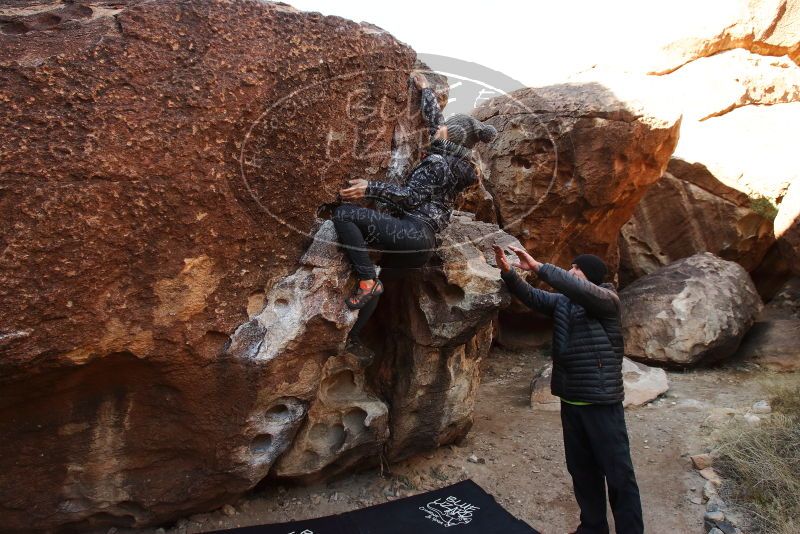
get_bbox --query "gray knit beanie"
[444,114,497,149]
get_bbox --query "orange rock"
[472,77,681,278]
[0,1,416,530]
[619,159,775,286]
[690,453,714,471]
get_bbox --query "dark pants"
[560,401,644,534]
[332,204,435,339]
[332,204,435,280]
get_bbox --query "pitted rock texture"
[272,347,390,483]
[0,1,422,530]
[271,214,517,476]
[0,205,515,532]
[1,217,359,531]
[363,212,518,462]
[471,79,681,277]
[415,212,521,347]
[0,0,413,378]
[619,158,775,287]
[620,253,764,368]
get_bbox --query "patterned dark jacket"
[365,87,478,233]
[501,264,625,404]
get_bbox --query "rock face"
[775,178,800,274]
[1,218,361,532]
[530,357,669,410]
[471,78,681,277]
[271,346,390,483]
[674,101,800,209]
[620,253,763,368]
[0,0,414,378]
[639,2,800,268]
[366,212,519,461]
[1,197,514,533]
[0,1,515,531]
[735,278,800,371]
[661,48,800,122]
[619,158,775,286]
[641,0,800,75]
[596,0,800,291]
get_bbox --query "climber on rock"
[333,70,497,343]
[492,243,644,534]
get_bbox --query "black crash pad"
[210,479,540,534]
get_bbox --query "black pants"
[332,204,435,339]
[560,401,644,534]
[332,203,435,280]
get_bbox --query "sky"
[286,0,731,87]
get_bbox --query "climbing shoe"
[346,279,383,310]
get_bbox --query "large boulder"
[365,212,519,461]
[0,0,414,378]
[621,253,763,368]
[0,1,514,531]
[530,357,669,410]
[619,158,775,286]
[471,77,681,277]
[593,44,800,211]
[638,3,800,265]
[599,1,799,289]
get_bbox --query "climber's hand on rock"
[508,245,541,272]
[339,179,368,200]
[492,244,511,273]
[410,71,429,90]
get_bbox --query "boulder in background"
[621,253,763,367]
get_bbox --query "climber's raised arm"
[410,71,446,140]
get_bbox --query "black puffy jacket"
[365,88,478,233]
[501,264,625,404]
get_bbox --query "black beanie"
[572,254,607,285]
[444,114,497,149]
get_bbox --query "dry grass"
[713,381,800,534]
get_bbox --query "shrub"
[749,196,779,220]
[713,382,800,534]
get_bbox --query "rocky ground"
[120,345,798,534]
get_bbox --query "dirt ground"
[124,346,797,534]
